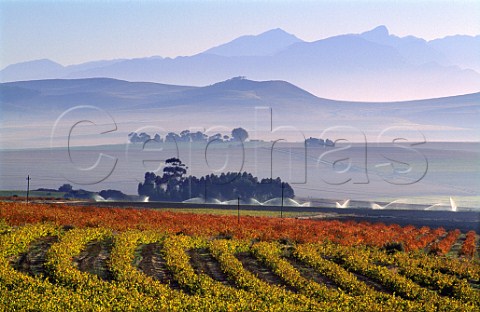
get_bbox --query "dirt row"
[9,237,470,300]
[137,243,181,290]
[188,248,236,287]
[73,239,115,281]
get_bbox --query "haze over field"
[0,8,479,147]
[1,77,479,149]
[0,1,479,211]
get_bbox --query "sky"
[0,0,479,69]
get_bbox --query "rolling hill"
[1,77,479,149]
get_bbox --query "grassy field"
[159,207,316,218]
[0,190,66,198]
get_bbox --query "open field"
[0,202,479,310]
[0,190,66,198]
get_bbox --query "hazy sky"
[1,0,479,69]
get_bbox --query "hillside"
[1,77,479,148]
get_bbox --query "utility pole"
[237,197,240,224]
[281,182,284,218]
[26,175,31,204]
[280,182,285,218]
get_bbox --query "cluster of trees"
[138,158,294,202]
[305,137,335,147]
[129,130,334,147]
[98,189,130,201]
[44,184,130,201]
[128,127,249,144]
[128,132,161,143]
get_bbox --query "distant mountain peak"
[2,58,63,71]
[202,28,302,57]
[204,76,317,99]
[259,28,294,36]
[0,59,65,82]
[361,25,390,38]
[209,76,268,89]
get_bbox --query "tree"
[99,189,129,201]
[162,158,187,181]
[128,132,152,143]
[138,172,156,197]
[137,158,295,202]
[58,183,73,193]
[157,158,187,200]
[165,132,180,143]
[209,133,222,142]
[153,134,162,142]
[231,127,249,141]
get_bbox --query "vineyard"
[0,202,479,311]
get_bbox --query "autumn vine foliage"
[461,231,477,258]
[0,202,469,251]
[0,201,479,311]
[430,230,461,255]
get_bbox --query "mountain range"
[1,26,479,102]
[1,77,478,149]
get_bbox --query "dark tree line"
[138,158,294,202]
[305,137,335,147]
[129,127,248,144]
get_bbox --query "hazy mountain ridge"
[1,77,478,149]
[203,28,302,57]
[2,76,478,110]
[429,35,480,72]
[0,77,329,113]
[1,26,479,102]
[359,26,448,66]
